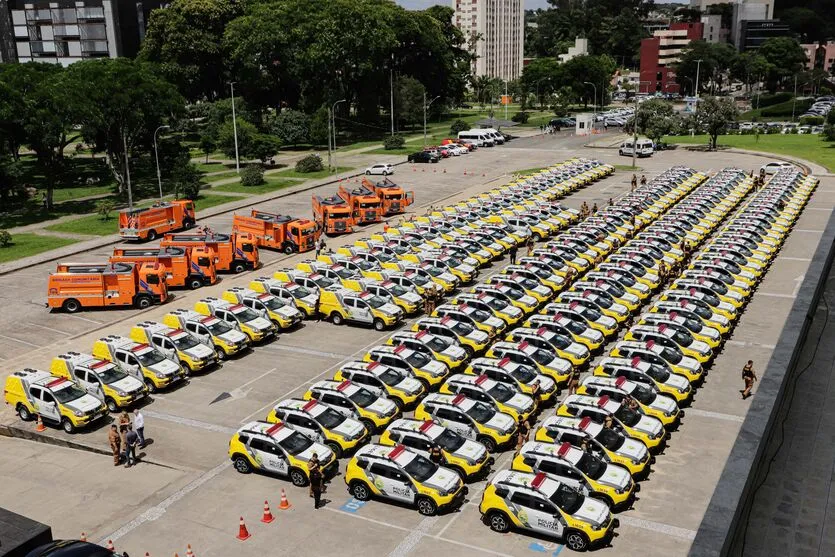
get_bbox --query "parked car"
[408,151,439,163]
[366,163,395,176]
[760,161,797,175]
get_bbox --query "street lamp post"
[694,59,703,98]
[331,99,347,173]
[424,93,441,147]
[123,130,133,210]
[632,80,652,169]
[230,82,240,174]
[535,78,548,110]
[583,81,597,128]
[791,75,798,122]
[153,125,170,202]
[504,80,509,121]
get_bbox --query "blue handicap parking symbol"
[339,497,367,513]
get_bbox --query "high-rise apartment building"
[452,0,524,81]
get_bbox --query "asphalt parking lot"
[2,133,834,557]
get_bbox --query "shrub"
[799,115,824,126]
[96,199,115,220]
[828,110,835,126]
[295,154,324,173]
[173,163,202,200]
[450,119,470,135]
[383,134,406,150]
[511,111,529,124]
[757,92,792,108]
[240,164,265,187]
[823,124,835,141]
[0,230,11,247]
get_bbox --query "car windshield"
[262,297,287,311]
[234,307,261,322]
[136,349,166,367]
[596,428,625,451]
[580,306,602,321]
[487,382,516,402]
[434,428,466,451]
[644,363,671,382]
[97,366,128,384]
[548,334,571,349]
[347,388,377,408]
[364,295,386,309]
[451,321,475,335]
[550,483,585,514]
[659,347,682,364]
[386,283,408,296]
[498,286,522,300]
[403,453,438,483]
[206,320,233,335]
[379,368,405,386]
[424,266,443,277]
[691,304,712,319]
[669,330,692,346]
[426,336,451,351]
[465,401,496,423]
[315,408,347,429]
[588,293,612,308]
[355,259,375,270]
[575,452,606,480]
[614,406,641,426]
[291,286,312,299]
[518,277,539,290]
[468,308,491,321]
[52,384,88,404]
[406,351,430,368]
[507,364,537,383]
[171,334,200,351]
[530,347,556,365]
[278,431,314,455]
[485,297,509,310]
[631,384,657,405]
[335,267,355,279]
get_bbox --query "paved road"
[1,135,833,557]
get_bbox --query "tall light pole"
[153,125,170,202]
[583,81,597,127]
[327,106,333,170]
[632,80,652,169]
[331,99,346,173]
[791,75,798,122]
[424,93,440,146]
[230,82,240,174]
[694,59,703,98]
[123,130,133,210]
[390,53,395,136]
[504,80,509,121]
[535,78,548,110]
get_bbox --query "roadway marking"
[807,207,833,212]
[141,410,237,435]
[339,498,367,514]
[0,333,41,348]
[617,516,697,541]
[65,314,103,324]
[388,516,440,557]
[757,292,797,299]
[98,460,231,544]
[777,256,811,262]
[261,344,349,359]
[683,408,745,423]
[26,322,71,335]
[229,367,277,392]
[794,229,824,233]
[725,340,776,350]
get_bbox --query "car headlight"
[116,390,128,397]
[155,372,167,379]
[73,410,84,417]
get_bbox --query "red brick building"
[639,22,704,94]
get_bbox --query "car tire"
[290,468,308,487]
[331,312,345,325]
[283,244,294,255]
[392,397,404,410]
[17,404,32,421]
[188,277,203,290]
[325,441,343,459]
[487,510,511,533]
[351,481,371,501]
[373,318,386,331]
[477,435,497,452]
[62,298,81,313]
[233,455,253,474]
[62,417,75,434]
[366,170,371,175]
[382,171,388,176]
[147,230,157,242]
[564,530,590,552]
[135,295,153,310]
[216,347,227,361]
[232,261,246,274]
[360,418,376,434]
[105,398,119,413]
[417,497,437,516]
[145,379,157,394]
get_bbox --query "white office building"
[452,0,524,81]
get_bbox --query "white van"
[458,130,494,147]
[619,138,654,158]
[477,128,505,145]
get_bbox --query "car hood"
[486,411,515,433]
[368,397,398,416]
[649,395,678,415]
[635,415,664,437]
[598,463,631,490]
[220,329,249,344]
[278,305,303,319]
[66,394,105,414]
[617,437,649,461]
[151,358,182,376]
[110,375,145,393]
[571,497,611,527]
[422,360,449,377]
[249,317,274,331]
[186,342,215,360]
[455,439,489,462]
[442,345,468,361]
[334,418,366,439]
[298,442,334,463]
[424,466,461,493]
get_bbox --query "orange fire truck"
[110,246,217,289]
[362,177,414,215]
[312,194,354,235]
[119,200,196,242]
[160,232,259,273]
[337,184,383,225]
[232,210,320,254]
[47,262,169,313]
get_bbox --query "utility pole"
[504,80,508,121]
[332,99,346,173]
[153,125,169,201]
[632,81,651,169]
[327,106,333,170]
[791,75,798,122]
[123,130,133,210]
[583,81,597,128]
[230,82,240,174]
[424,94,440,146]
[390,54,395,136]
[694,59,703,98]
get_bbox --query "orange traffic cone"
[35,415,45,432]
[236,516,251,541]
[79,532,86,542]
[106,540,114,551]
[278,489,291,510]
[186,544,195,557]
[261,500,275,523]
[463,170,467,175]
[144,553,151,557]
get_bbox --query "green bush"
[294,154,324,173]
[450,119,470,135]
[757,92,792,108]
[511,111,529,124]
[240,164,265,187]
[96,199,115,220]
[799,115,824,126]
[383,134,406,150]
[759,99,813,117]
[173,163,202,200]
[823,124,835,141]
[0,230,11,247]
[828,110,835,126]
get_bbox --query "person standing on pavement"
[309,453,323,509]
[308,453,320,498]
[526,238,534,257]
[741,360,757,399]
[125,425,139,468]
[133,409,145,448]
[640,174,647,186]
[515,416,530,452]
[108,424,121,466]
[567,368,580,395]
[429,445,444,465]
[118,411,131,463]
[631,175,637,192]
[509,244,517,265]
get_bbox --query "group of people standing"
[107,409,145,468]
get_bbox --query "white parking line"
[757,292,797,299]
[388,516,440,557]
[261,344,349,359]
[618,516,697,540]
[807,207,832,212]
[65,314,103,324]
[777,256,811,262]
[26,321,71,335]
[725,340,776,350]
[142,410,237,435]
[0,333,41,348]
[683,408,745,423]
[794,228,824,233]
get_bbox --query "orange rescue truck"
[337,184,383,225]
[160,232,259,274]
[312,194,354,235]
[362,177,415,215]
[119,200,196,242]
[47,262,168,313]
[232,210,320,254]
[110,246,217,289]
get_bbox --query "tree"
[731,52,773,92]
[270,109,310,146]
[199,135,216,164]
[553,87,575,117]
[173,163,202,200]
[560,55,617,106]
[628,99,677,144]
[675,41,721,96]
[695,96,738,150]
[450,119,470,134]
[248,134,282,164]
[521,57,561,108]
[779,7,833,43]
[240,165,264,187]
[309,107,330,147]
[396,76,426,128]
[96,199,116,220]
[67,58,184,197]
[217,119,255,161]
[758,37,809,92]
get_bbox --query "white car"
[366,163,395,176]
[760,161,797,175]
[440,145,460,156]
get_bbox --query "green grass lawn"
[665,134,835,172]
[276,166,355,180]
[740,98,813,121]
[46,214,120,236]
[192,193,246,211]
[50,185,113,203]
[0,233,78,263]
[213,176,302,195]
[512,166,551,175]
[613,164,643,172]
